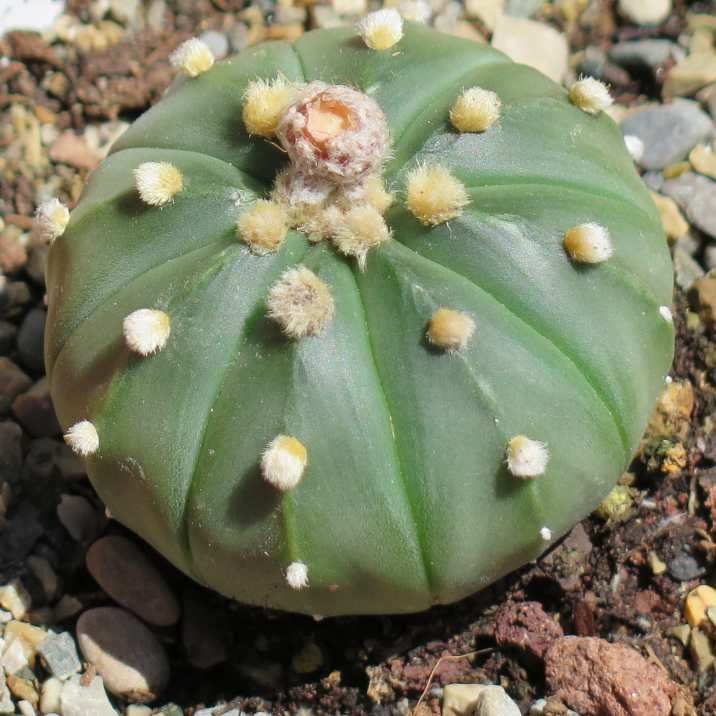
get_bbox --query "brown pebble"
[495,601,564,659]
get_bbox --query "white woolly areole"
[35,198,70,242]
[170,38,215,77]
[261,435,308,491]
[450,87,501,133]
[399,0,431,23]
[506,435,549,478]
[134,162,184,206]
[276,82,390,185]
[659,305,673,323]
[563,223,614,264]
[623,134,644,162]
[123,309,171,355]
[540,527,553,541]
[64,420,99,457]
[569,77,613,115]
[332,204,391,270]
[267,265,335,339]
[286,561,309,590]
[357,9,404,50]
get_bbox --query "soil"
[1,1,715,714]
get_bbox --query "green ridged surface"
[45,23,674,615]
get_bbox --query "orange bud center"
[302,95,356,155]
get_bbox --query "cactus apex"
[427,307,475,352]
[123,308,171,356]
[261,435,308,491]
[506,435,549,478]
[243,75,301,139]
[356,9,404,51]
[64,420,99,457]
[238,199,288,255]
[267,265,335,339]
[34,198,70,243]
[170,38,215,78]
[134,162,184,207]
[563,223,614,264]
[332,204,392,270]
[406,164,470,226]
[286,561,309,590]
[568,77,613,116]
[450,87,502,134]
[659,306,673,323]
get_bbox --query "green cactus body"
[45,22,674,616]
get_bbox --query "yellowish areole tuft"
[64,420,99,457]
[34,198,70,242]
[170,38,215,78]
[450,87,501,133]
[506,435,549,478]
[406,164,469,226]
[286,561,309,590]
[267,265,335,339]
[123,309,171,356]
[427,307,475,352]
[238,200,288,255]
[134,162,184,206]
[363,175,394,214]
[568,77,613,115]
[332,205,391,270]
[659,305,673,323]
[563,222,614,264]
[261,435,308,491]
[357,8,404,50]
[243,76,300,138]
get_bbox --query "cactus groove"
[45,21,674,616]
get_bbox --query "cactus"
[44,19,674,616]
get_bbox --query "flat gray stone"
[60,675,117,716]
[662,171,716,238]
[609,39,681,71]
[38,631,82,679]
[621,100,714,170]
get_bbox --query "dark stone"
[667,552,705,581]
[17,308,46,374]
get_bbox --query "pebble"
[37,631,81,679]
[689,276,716,323]
[443,684,489,716]
[228,22,250,52]
[12,379,61,437]
[0,321,16,356]
[689,628,714,672]
[464,0,503,30]
[684,585,716,627]
[618,0,671,26]
[621,100,714,171]
[0,580,31,619]
[664,52,716,98]
[48,131,100,171]
[491,15,568,83]
[690,143,716,179]
[608,40,681,72]
[56,494,103,544]
[76,607,170,702]
[662,172,716,239]
[0,357,32,406]
[650,192,688,240]
[292,641,323,674]
[17,308,46,374]
[198,30,229,60]
[504,0,541,17]
[475,686,521,716]
[673,245,705,291]
[529,699,579,716]
[126,706,153,716]
[494,601,563,659]
[181,591,228,670]
[18,699,36,716]
[27,555,59,602]
[1,636,30,674]
[87,535,180,627]
[331,0,367,14]
[39,676,62,713]
[60,675,117,716]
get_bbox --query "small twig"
[412,648,492,715]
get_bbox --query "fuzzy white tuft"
[406,164,469,226]
[659,305,673,323]
[237,199,288,255]
[563,222,614,264]
[506,435,549,478]
[427,307,475,352]
[569,77,613,115]
[286,561,309,590]
[332,204,391,270]
[243,76,301,138]
[123,309,171,355]
[623,134,644,162]
[357,9,404,50]
[34,198,70,242]
[134,162,184,206]
[267,265,335,339]
[64,420,99,457]
[450,87,501,133]
[540,526,553,541]
[170,38,215,78]
[261,435,308,491]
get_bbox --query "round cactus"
[45,20,674,616]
